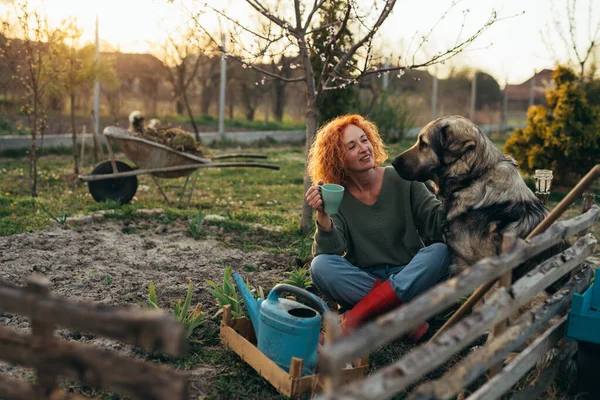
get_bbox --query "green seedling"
[188,208,204,239]
[143,280,206,343]
[280,266,312,290]
[39,202,68,225]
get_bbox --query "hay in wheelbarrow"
[134,124,205,157]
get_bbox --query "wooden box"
[219,305,369,398]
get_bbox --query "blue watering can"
[232,272,329,375]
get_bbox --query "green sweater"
[313,167,445,269]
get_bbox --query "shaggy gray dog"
[392,115,551,280]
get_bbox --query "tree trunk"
[245,107,255,121]
[301,102,319,234]
[200,82,212,115]
[182,90,200,141]
[273,80,285,122]
[70,90,79,175]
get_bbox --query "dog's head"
[392,115,485,183]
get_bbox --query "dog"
[391,115,555,281]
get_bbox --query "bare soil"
[0,219,297,397]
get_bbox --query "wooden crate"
[219,305,369,398]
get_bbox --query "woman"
[305,114,450,341]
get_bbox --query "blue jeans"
[310,243,451,310]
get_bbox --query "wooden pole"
[431,164,600,342]
[322,312,341,393]
[26,275,57,396]
[488,234,516,376]
[79,124,86,165]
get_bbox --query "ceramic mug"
[319,183,345,214]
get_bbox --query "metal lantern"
[534,169,553,205]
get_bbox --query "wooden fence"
[318,203,599,400]
[0,275,188,400]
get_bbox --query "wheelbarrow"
[78,126,280,208]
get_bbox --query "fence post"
[488,233,516,377]
[322,312,341,393]
[26,275,57,397]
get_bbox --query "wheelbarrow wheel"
[88,160,138,204]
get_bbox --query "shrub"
[368,94,417,143]
[504,66,600,186]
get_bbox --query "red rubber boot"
[320,279,429,344]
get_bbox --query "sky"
[1,0,599,86]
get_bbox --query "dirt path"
[0,219,297,396]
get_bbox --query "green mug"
[319,183,345,214]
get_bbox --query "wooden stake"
[26,275,57,396]
[488,234,516,376]
[322,312,341,393]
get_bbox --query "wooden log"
[318,208,599,375]
[0,281,186,356]
[408,261,593,400]
[79,161,280,181]
[26,275,58,396]
[315,236,596,400]
[0,326,188,400]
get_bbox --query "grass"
[1,136,599,399]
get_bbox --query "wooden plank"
[0,281,186,356]
[294,365,370,396]
[0,326,188,400]
[26,275,58,395]
[220,324,294,397]
[318,209,598,375]
[315,238,595,400]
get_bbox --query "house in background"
[101,52,171,117]
[505,69,554,111]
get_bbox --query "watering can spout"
[232,272,261,335]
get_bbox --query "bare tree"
[196,54,221,115]
[183,0,506,233]
[543,0,600,81]
[156,27,206,140]
[0,0,65,196]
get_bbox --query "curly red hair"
[307,114,388,185]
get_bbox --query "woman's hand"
[305,180,332,230]
[305,180,325,213]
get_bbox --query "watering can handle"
[268,284,330,315]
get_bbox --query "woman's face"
[343,124,375,172]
